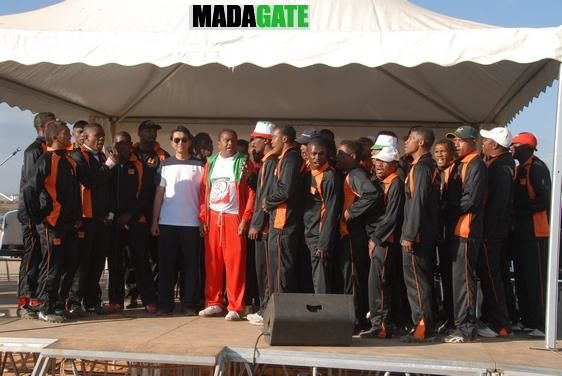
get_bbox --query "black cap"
[138,120,162,131]
[295,128,321,145]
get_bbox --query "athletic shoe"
[181,307,198,316]
[18,307,38,320]
[443,329,474,343]
[225,311,241,321]
[246,313,262,321]
[68,305,87,318]
[247,313,264,325]
[103,303,123,314]
[511,322,533,332]
[528,329,545,337]
[145,304,158,314]
[38,311,64,324]
[360,327,391,339]
[477,325,499,338]
[126,299,140,309]
[198,305,223,317]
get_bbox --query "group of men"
[15,114,552,344]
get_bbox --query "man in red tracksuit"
[335,140,382,333]
[444,126,488,343]
[23,121,82,323]
[199,129,255,321]
[16,112,55,319]
[400,126,440,343]
[511,132,551,337]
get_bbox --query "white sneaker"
[247,313,264,325]
[246,313,262,321]
[198,305,223,317]
[225,311,241,321]
[477,325,499,338]
[511,322,533,332]
[528,329,545,337]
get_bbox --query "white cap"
[251,121,275,139]
[372,134,398,150]
[479,127,512,148]
[374,146,400,162]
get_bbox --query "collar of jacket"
[311,162,330,177]
[206,152,247,185]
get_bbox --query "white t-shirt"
[209,154,239,214]
[158,157,204,226]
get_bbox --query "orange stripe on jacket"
[454,151,479,238]
[339,175,359,237]
[311,162,331,232]
[522,156,549,237]
[45,153,61,227]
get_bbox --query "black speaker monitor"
[263,293,355,346]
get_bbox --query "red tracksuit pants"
[204,211,246,313]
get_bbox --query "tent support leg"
[545,62,562,349]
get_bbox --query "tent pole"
[545,63,562,349]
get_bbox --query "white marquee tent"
[0,0,561,347]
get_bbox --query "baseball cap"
[138,120,162,131]
[296,128,321,145]
[511,132,538,150]
[371,134,398,151]
[251,121,275,139]
[446,126,478,140]
[374,146,400,162]
[479,127,512,148]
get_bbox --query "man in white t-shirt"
[151,126,204,315]
[198,129,255,321]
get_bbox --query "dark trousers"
[513,237,548,331]
[477,239,511,332]
[450,238,480,337]
[389,246,411,329]
[368,244,397,330]
[36,223,79,313]
[436,240,454,325]
[17,222,42,301]
[157,225,200,311]
[108,223,156,306]
[68,219,110,309]
[403,245,435,336]
[254,233,270,314]
[268,225,301,294]
[336,231,370,327]
[501,237,519,324]
[305,239,330,294]
[244,239,259,307]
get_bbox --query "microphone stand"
[0,147,22,168]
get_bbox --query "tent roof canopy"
[0,0,561,127]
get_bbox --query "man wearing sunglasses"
[151,126,204,315]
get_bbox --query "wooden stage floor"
[1,266,562,375]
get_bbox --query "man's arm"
[484,161,514,238]
[317,172,341,251]
[372,179,404,244]
[459,159,487,214]
[527,160,552,213]
[265,152,301,209]
[347,169,380,219]
[401,164,432,242]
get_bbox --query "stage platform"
[1,265,562,375]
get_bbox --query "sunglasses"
[173,137,189,144]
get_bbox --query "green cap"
[446,126,478,140]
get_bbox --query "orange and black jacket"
[513,155,551,238]
[70,145,114,222]
[18,137,47,224]
[265,146,305,230]
[367,172,404,246]
[113,154,151,224]
[401,153,440,248]
[483,152,515,241]
[303,162,342,251]
[448,151,488,241]
[439,161,460,241]
[250,152,278,232]
[339,166,382,237]
[23,149,81,228]
[132,142,169,222]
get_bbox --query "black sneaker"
[181,307,198,317]
[18,307,38,320]
[38,311,64,323]
[360,327,391,339]
[85,305,106,315]
[68,305,87,318]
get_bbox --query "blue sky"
[0,0,561,193]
